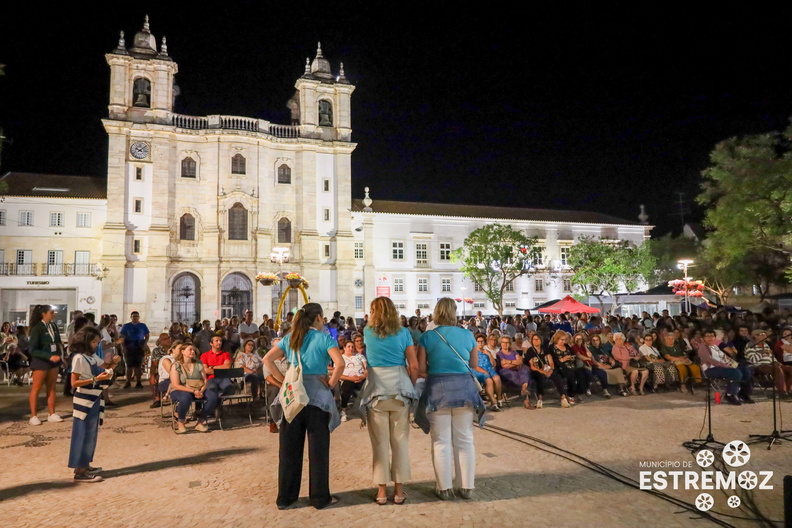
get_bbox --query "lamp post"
[460,286,467,320]
[270,247,290,312]
[677,259,694,314]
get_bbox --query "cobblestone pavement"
[0,383,788,528]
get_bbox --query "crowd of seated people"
[7,302,792,436]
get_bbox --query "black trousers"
[277,405,331,509]
[340,380,363,408]
[530,369,567,397]
[557,367,590,396]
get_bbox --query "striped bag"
[73,370,112,425]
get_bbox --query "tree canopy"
[451,223,537,317]
[697,127,791,292]
[568,236,655,312]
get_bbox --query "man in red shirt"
[201,335,234,395]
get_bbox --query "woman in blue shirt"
[263,303,344,510]
[358,297,418,505]
[415,298,485,501]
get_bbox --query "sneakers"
[47,413,63,423]
[535,399,543,409]
[603,390,612,399]
[194,422,209,432]
[74,473,103,483]
[585,389,592,397]
[87,466,102,473]
[620,389,629,397]
[29,416,42,426]
[725,394,742,406]
[560,397,570,408]
[340,411,348,422]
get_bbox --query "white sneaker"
[29,416,42,426]
[340,411,348,422]
[47,413,63,423]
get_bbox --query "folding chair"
[214,367,253,430]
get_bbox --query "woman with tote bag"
[263,303,344,510]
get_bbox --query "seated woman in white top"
[235,338,265,399]
[339,341,367,422]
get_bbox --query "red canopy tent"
[537,295,599,314]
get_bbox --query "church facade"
[0,17,651,331]
[100,18,357,329]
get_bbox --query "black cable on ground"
[482,423,782,527]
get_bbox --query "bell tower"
[292,43,355,141]
[105,15,178,124]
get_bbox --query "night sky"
[1,4,791,236]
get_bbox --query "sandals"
[394,492,407,505]
[375,496,388,505]
[523,398,535,410]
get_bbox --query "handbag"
[629,358,642,369]
[432,329,483,392]
[278,346,310,423]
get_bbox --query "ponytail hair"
[30,305,52,328]
[289,303,324,353]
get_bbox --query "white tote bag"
[279,347,310,423]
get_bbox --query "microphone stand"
[683,377,725,453]
[748,331,792,449]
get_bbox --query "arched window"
[181,157,197,178]
[180,213,196,240]
[277,164,291,184]
[231,153,246,174]
[318,100,333,126]
[171,272,201,324]
[228,203,248,240]
[221,273,252,319]
[133,78,151,108]
[277,217,292,244]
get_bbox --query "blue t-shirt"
[121,322,150,345]
[419,326,476,375]
[364,326,413,367]
[277,329,337,375]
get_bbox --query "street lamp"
[677,259,694,314]
[460,286,467,320]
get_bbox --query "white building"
[0,16,652,330]
[350,190,650,318]
[0,173,107,330]
[98,18,356,330]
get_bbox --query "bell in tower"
[133,78,151,107]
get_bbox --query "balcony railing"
[0,263,101,277]
[170,113,301,138]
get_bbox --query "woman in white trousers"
[415,298,486,500]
